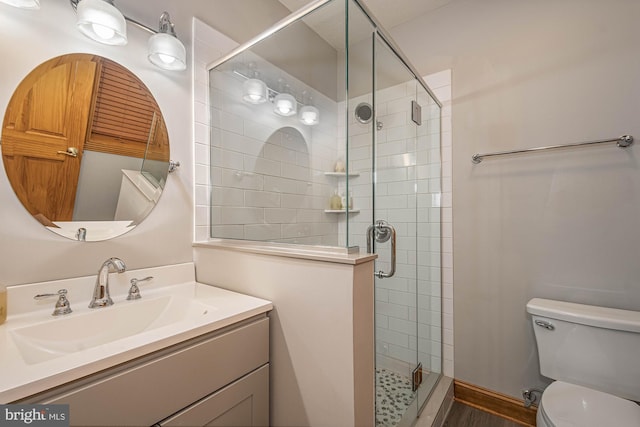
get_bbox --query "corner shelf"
[324,172,360,178]
[324,209,360,214]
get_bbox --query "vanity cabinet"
[157,364,268,426]
[17,315,269,427]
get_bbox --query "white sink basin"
[10,295,216,365]
[0,263,272,403]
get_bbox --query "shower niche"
[207,0,443,425]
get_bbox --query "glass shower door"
[372,33,441,427]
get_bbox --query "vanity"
[0,262,272,426]
[0,6,274,424]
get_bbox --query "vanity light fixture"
[274,92,297,116]
[76,0,127,45]
[70,0,186,71]
[242,65,268,105]
[0,0,40,9]
[147,12,186,71]
[243,77,268,104]
[299,105,319,126]
[298,91,319,126]
[273,81,297,116]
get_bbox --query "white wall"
[194,246,375,427]
[0,0,193,285]
[391,0,640,398]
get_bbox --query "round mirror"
[1,54,170,241]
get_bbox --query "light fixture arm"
[158,12,177,37]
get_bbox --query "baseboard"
[453,380,537,427]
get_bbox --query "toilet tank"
[526,298,640,401]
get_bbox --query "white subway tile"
[376,327,409,348]
[376,301,409,320]
[388,317,417,335]
[210,225,244,239]
[221,169,263,190]
[211,186,244,206]
[388,290,417,307]
[245,190,281,208]
[245,156,281,177]
[244,224,282,241]
[216,207,264,225]
[265,208,297,223]
[194,122,209,145]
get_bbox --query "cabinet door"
[159,364,269,427]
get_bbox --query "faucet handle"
[127,276,154,300]
[34,289,72,316]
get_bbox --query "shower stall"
[207,0,442,425]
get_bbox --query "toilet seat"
[539,381,640,427]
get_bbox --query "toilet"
[526,298,640,427]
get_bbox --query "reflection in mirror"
[1,54,170,241]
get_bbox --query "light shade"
[242,78,268,104]
[274,93,297,117]
[148,32,187,71]
[299,105,319,125]
[76,0,127,46]
[0,0,39,9]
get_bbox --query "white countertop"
[0,262,272,403]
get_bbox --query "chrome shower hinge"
[412,363,423,392]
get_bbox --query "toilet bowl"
[536,381,640,427]
[526,298,640,427]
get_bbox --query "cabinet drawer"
[159,364,269,427]
[34,316,269,426]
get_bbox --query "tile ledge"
[193,241,377,265]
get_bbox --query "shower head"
[355,102,372,124]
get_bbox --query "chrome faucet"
[89,257,126,308]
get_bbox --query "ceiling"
[278,0,453,31]
[272,0,454,52]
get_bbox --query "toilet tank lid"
[527,298,640,333]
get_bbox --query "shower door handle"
[366,220,396,279]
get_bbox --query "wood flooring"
[443,402,525,427]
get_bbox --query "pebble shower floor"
[376,368,415,427]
